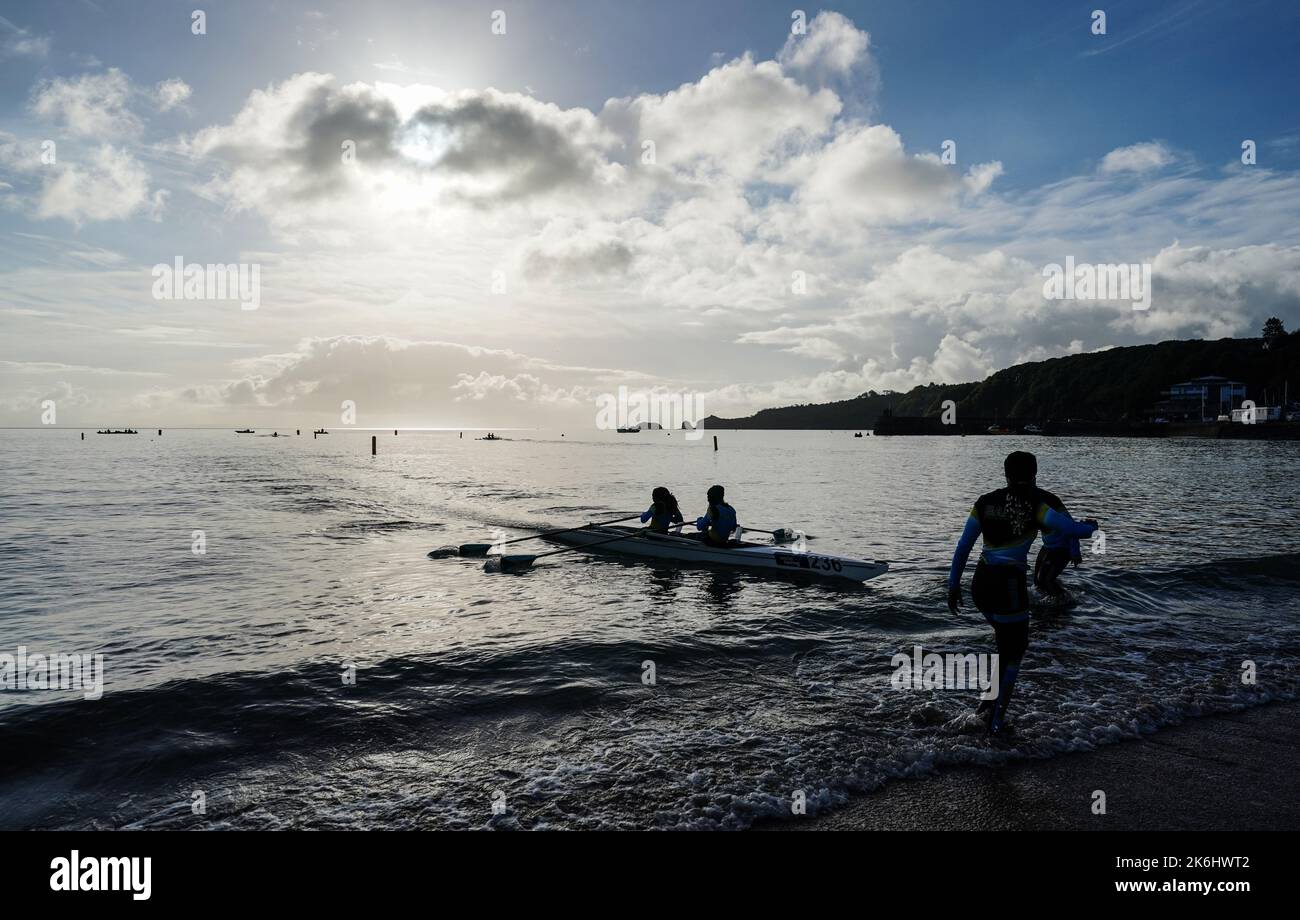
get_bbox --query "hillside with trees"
[702,328,1299,429]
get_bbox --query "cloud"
[4,12,1300,426]
[778,11,871,79]
[1100,141,1176,174]
[0,15,49,59]
[780,124,1002,224]
[408,90,622,205]
[0,131,43,174]
[30,68,141,137]
[207,336,632,425]
[601,53,840,182]
[183,73,623,221]
[0,360,164,377]
[35,145,166,224]
[522,221,635,280]
[729,240,1300,399]
[155,78,192,112]
[0,380,92,415]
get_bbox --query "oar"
[485,526,650,574]
[668,522,812,543]
[430,513,642,558]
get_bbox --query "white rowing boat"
[546,525,888,583]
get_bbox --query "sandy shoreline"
[761,700,1300,831]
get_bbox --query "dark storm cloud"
[187,75,618,209]
[408,94,612,205]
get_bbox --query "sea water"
[1,429,1297,829]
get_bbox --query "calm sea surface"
[2,429,1298,829]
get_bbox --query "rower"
[693,484,738,546]
[640,487,684,533]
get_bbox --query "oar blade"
[458,543,494,557]
[426,547,460,559]
[769,528,814,544]
[484,554,537,573]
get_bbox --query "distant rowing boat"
[477,433,509,441]
[547,525,888,583]
[96,429,138,434]
[235,429,254,433]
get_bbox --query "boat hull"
[547,526,887,582]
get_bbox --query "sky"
[2,0,1299,428]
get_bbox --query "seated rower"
[693,484,738,546]
[640,487,684,533]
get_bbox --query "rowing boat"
[546,525,888,582]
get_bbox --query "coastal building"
[1149,376,1248,421]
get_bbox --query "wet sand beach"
[766,701,1300,831]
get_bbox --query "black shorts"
[972,561,1029,621]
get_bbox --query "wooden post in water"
[713,435,718,452]
[158,429,162,435]
[81,432,84,440]
[371,435,377,456]
[296,429,300,436]
[394,429,397,436]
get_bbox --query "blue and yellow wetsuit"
[641,501,683,533]
[695,502,738,545]
[948,486,1097,733]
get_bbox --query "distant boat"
[477,432,509,441]
[616,426,641,433]
[96,428,138,434]
[235,429,254,434]
[1022,424,1044,435]
[853,432,863,438]
[313,429,329,435]
[986,425,1014,435]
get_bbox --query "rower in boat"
[692,484,738,546]
[640,487,684,533]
